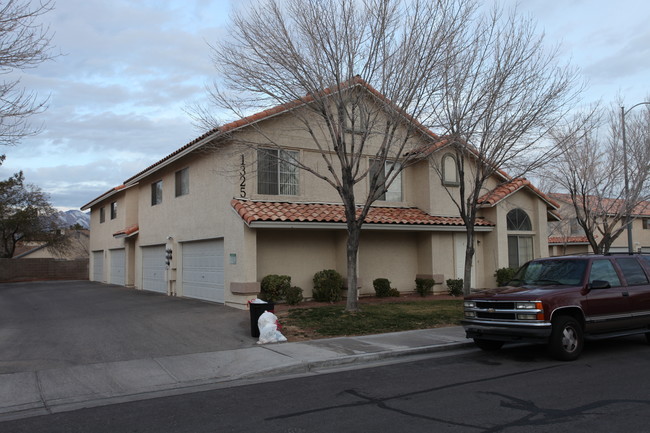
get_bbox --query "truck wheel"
[548,316,583,361]
[473,338,504,351]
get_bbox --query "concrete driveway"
[0,281,252,374]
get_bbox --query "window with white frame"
[257,149,299,195]
[507,208,533,268]
[369,159,402,202]
[175,167,189,197]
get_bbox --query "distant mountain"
[56,210,90,229]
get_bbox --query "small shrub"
[446,278,464,297]
[388,288,400,297]
[312,269,343,302]
[373,278,392,297]
[260,274,291,302]
[285,286,304,305]
[494,267,517,286]
[415,278,435,297]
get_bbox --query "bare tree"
[428,5,582,294]
[547,103,650,254]
[196,0,477,311]
[0,0,55,147]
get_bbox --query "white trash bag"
[257,311,287,344]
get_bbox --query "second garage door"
[110,248,126,286]
[142,245,166,294]
[182,239,224,303]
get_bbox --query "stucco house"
[81,80,559,309]
[548,193,650,255]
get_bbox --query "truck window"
[615,258,649,286]
[589,260,621,287]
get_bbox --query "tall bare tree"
[547,103,650,253]
[429,5,582,294]
[0,0,54,147]
[197,0,476,311]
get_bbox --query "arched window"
[442,153,459,186]
[507,208,532,231]
[507,209,533,268]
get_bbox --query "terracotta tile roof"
[550,193,650,217]
[122,76,442,185]
[479,178,559,209]
[113,225,139,238]
[80,184,128,210]
[231,199,495,227]
[548,236,590,244]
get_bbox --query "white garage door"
[110,248,126,286]
[92,251,104,282]
[182,239,224,303]
[142,245,166,294]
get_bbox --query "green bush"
[446,278,464,297]
[312,269,343,303]
[388,288,400,297]
[260,274,291,302]
[494,267,517,286]
[373,278,392,297]
[285,286,304,305]
[415,278,435,297]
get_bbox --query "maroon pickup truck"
[462,254,650,360]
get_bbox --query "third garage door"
[142,245,166,294]
[181,239,224,303]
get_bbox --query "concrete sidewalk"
[0,326,472,421]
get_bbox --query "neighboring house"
[81,81,558,309]
[548,193,650,255]
[12,229,90,260]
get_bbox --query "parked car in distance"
[462,254,650,360]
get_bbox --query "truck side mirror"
[589,280,610,290]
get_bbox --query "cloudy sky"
[0,0,648,210]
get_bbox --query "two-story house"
[548,193,650,255]
[81,80,559,309]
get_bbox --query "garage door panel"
[92,251,104,282]
[182,239,224,303]
[142,245,166,294]
[110,249,125,286]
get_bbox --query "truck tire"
[548,316,583,361]
[473,338,504,351]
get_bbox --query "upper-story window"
[110,201,117,219]
[507,208,532,231]
[507,208,533,268]
[643,218,650,230]
[343,100,369,134]
[442,153,459,186]
[99,207,105,223]
[175,167,189,197]
[257,149,299,195]
[151,180,163,206]
[370,159,402,202]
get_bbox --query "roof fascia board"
[80,183,139,211]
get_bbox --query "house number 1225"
[240,154,246,198]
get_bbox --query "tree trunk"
[345,221,361,312]
[463,229,475,296]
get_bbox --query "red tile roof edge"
[112,225,139,237]
[121,76,444,186]
[478,178,559,210]
[548,236,590,244]
[231,199,495,227]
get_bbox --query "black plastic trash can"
[249,301,275,338]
